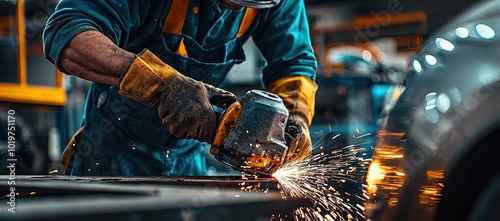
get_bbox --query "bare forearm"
[60,30,135,86]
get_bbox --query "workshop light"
[436,93,451,113]
[425,92,437,111]
[362,50,373,61]
[377,52,386,62]
[478,72,500,86]
[425,109,439,124]
[455,27,469,38]
[413,60,422,73]
[435,38,455,51]
[424,55,438,66]
[476,24,495,39]
[448,87,462,107]
[425,92,439,123]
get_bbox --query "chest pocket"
[148,0,258,86]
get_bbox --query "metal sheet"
[0,175,310,221]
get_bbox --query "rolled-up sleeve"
[43,0,152,73]
[252,0,318,87]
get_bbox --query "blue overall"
[43,0,317,176]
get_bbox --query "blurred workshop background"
[0,0,479,175]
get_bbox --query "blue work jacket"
[43,0,317,176]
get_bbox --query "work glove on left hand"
[267,75,318,162]
[118,49,237,143]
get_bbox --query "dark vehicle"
[365,1,500,220]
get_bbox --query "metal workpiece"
[0,175,310,221]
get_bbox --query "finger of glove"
[210,94,237,109]
[165,101,217,142]
[296,133,312,160]
[163,109,189,138]
[194,93,218,142]
[195,123,215,144]
[156,91,216,142]
[188,108,217,143]
[287,133,312,162]
[168,118,216,142]
[288,114,309,129]
[206,86,237,108]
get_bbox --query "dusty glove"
[118,49,237,143]
[284,115,312,161]
[267,75,318,162]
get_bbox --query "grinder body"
[210,90,289,176]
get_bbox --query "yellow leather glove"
[118,49,237,143]
[267,75,318,162]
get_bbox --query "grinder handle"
[210,101,243,155]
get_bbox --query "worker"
[43,0,318,176]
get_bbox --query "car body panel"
[365,1,500,220]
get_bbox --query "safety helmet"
[217,0,280,10]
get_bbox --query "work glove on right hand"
[118,49,237,143]
[267,75,318,162]
[284,115,312,162]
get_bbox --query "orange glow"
[419,170,444,206]
[364,130,406,207]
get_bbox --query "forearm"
[60,30,135,86]
[253,0,317,87]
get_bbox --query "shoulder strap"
[237,8,258,38]
[162,0,189,34]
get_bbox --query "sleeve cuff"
[46,22,99,74]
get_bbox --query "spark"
[272,134,372,221]
[353,133,371,139]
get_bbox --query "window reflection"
[25,0,58,86]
